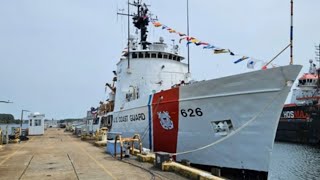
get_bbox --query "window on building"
[29,120,32,126]
[35,119,41,126]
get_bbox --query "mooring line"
[67,153,80,180]
[18,154,34,180]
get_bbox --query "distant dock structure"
[28,112,45,135]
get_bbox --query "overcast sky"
[1,0,319,120]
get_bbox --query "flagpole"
[127,0,130,69]
[187,0,190,73]
[290,0,293,65]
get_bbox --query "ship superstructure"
[276,60,320,144]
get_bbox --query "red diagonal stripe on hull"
[152,87,179,153]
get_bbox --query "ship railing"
[113,134,142,159]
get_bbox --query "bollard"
[154,152,171,170]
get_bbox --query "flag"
[186,37,195,41]
[203,45,215,49]
[169,29,176,33]
[214,49,229,54]
[199,42,209,46]
[262,65,268,70]
[179,37,187,43]
[153,22,162,27]
[190,38,199,43]
[233,56,249,64]
[178,32,187,37]
[247,59,256,69]
[150,18,156,23]
[194,41,208,46]
[229,51,235,56]
[90,107,98,115]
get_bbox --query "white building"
[28,112,45,135]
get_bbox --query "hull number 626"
[180,108,203,117]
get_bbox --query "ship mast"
[187,0,190,73]
[127,1,130,69]
[131,0,150,50]
[117,1,150,68]
[290,0,294,65]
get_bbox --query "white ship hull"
[109,65,302,173]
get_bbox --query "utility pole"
[20,110,30,136]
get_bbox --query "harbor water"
[269,142,320,180]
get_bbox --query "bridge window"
[164,54,168,59]
[145,52,150,58]
[139,52,144,58]
[173,55,177,61]
[132,53,137,59]
[158,53,163,58]
[169,54,172,60]
[151,53,157,58]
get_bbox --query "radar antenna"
[117,0,150,51]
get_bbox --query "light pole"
[20,110,30,136]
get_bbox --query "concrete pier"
[0,128,186,180]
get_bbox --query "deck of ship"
[0,128,186,180]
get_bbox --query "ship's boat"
[95,1,302,179]
[276,60,320,144]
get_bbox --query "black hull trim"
[276,105,320,144]
[188,163,268,180]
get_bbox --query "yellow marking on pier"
[68,136,118,180]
